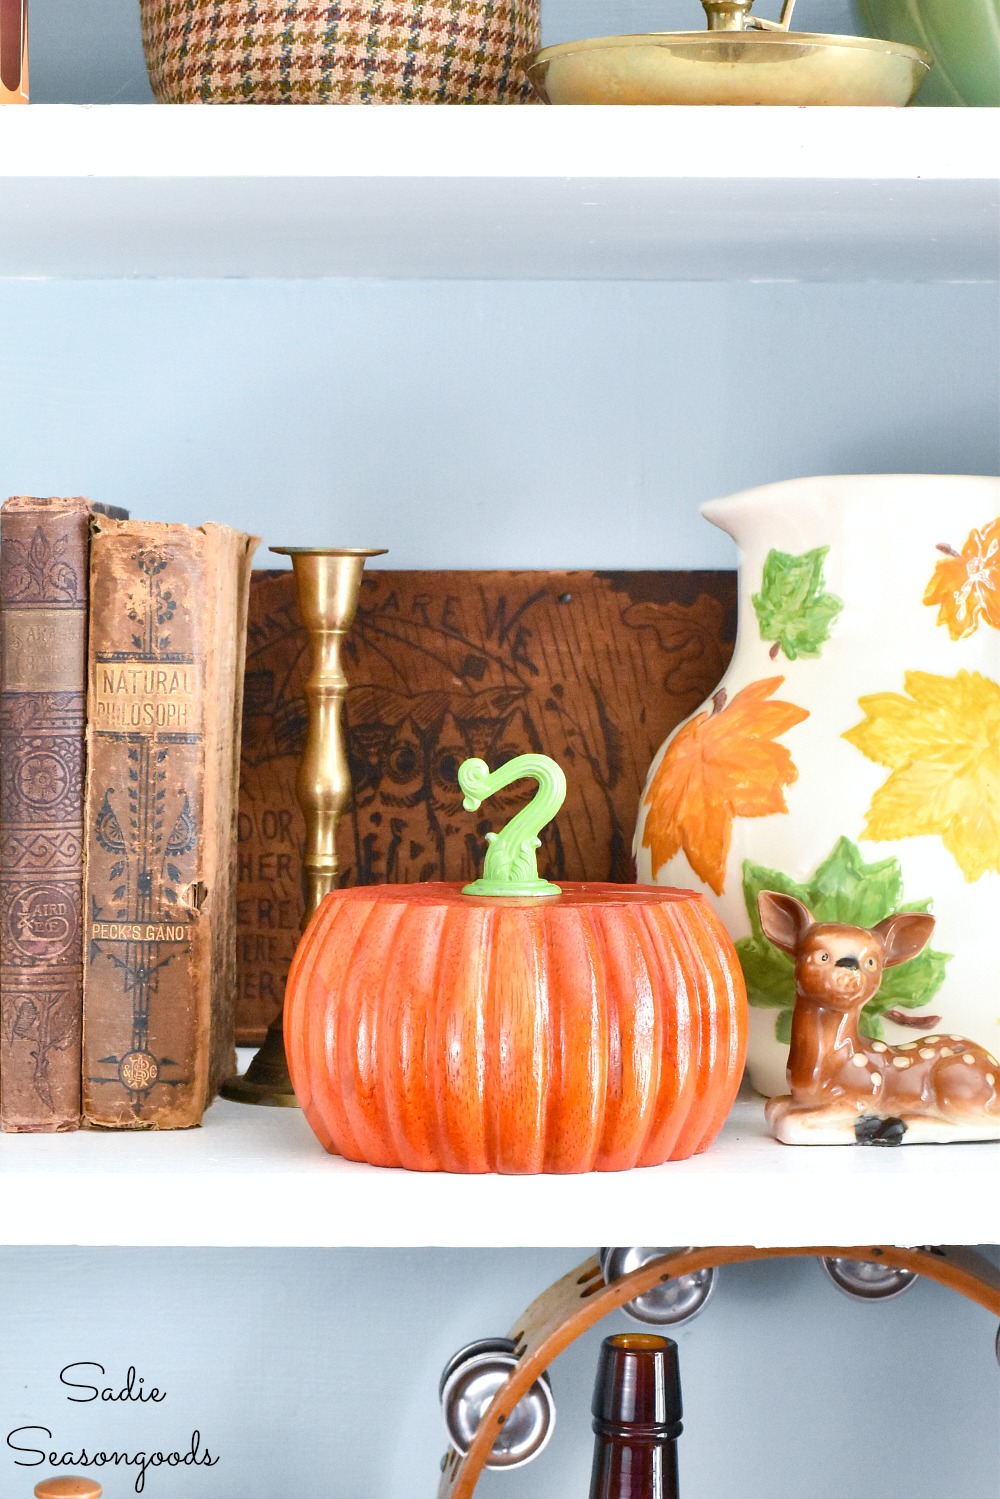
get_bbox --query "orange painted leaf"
[924,518,1000,640]
[642,677,809,895]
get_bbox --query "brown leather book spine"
[0,0,29,103]
[0,497,101,1131]
[82,519,257,1128]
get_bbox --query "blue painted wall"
[1,279,995,567]
[1,1246,997,1499]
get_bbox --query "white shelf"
[2,1083,995,1248]
[1,105,997,280]
[1,102,996,1255]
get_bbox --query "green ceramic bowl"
[854,0,1000,105]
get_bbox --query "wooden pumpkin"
[284,757,747,1173]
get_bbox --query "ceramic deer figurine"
[759,892,1000,1145]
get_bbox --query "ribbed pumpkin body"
[285,882,747,1173]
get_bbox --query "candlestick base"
[220,1012,298,1106]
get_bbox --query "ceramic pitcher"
[854,1,1000,107]
[634,474,1000,1097]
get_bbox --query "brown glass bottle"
[588,1334,683,1499]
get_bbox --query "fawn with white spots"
[759,892,1000,1145]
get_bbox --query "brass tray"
[529,30,931,107]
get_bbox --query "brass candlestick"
[222,545,386,1107]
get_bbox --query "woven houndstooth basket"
[140,1,541,104]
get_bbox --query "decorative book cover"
[0,0,28,103]
[83,520,258,1128]
[0,496,127,1132]
[237,568,737,1043]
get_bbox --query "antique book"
[0,495,127,1132]
[83,520,258,1127]
[237,568,736,1043]
[0,0,28,103]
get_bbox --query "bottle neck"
[589,1428,681,1499]
[588,1333,683,1499]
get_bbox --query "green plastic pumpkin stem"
[459,753,567,898]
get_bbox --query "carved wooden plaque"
[236,569,736,1043]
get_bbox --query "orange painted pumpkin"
[284,881,748,1173]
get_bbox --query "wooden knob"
[34,1480,102,1498]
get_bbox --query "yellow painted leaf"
[642,677,809,896]
[844,670,1000,883]
[924,518,1000,640]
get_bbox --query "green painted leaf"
[735,836,951,1043]
[751,546,843,661]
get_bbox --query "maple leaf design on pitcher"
[642,677,809,896]
[923,519,1000,640]
[752,545,843,661]
[844,670,1000,883]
